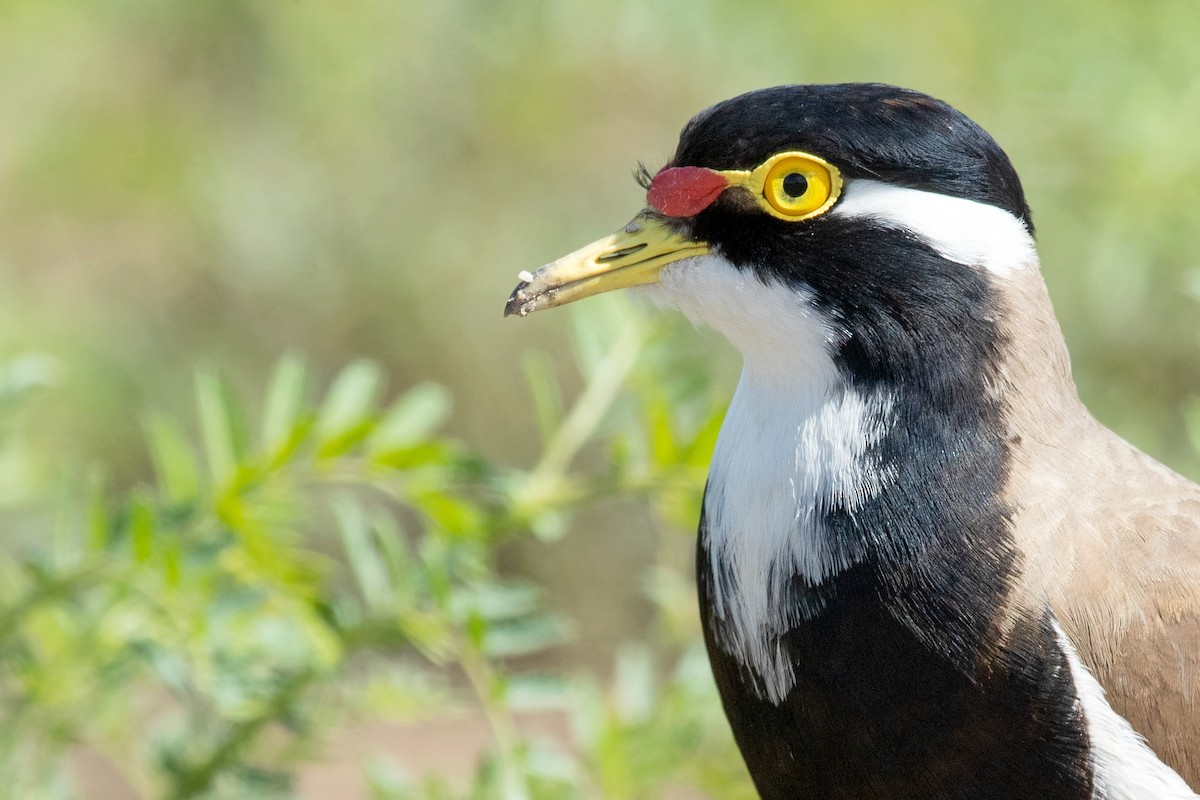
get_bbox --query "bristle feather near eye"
[634,162,654,189]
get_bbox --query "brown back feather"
[995,268,1200,785]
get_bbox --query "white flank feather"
[1055,622,1197,798]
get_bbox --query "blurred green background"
[1,1,1198,798]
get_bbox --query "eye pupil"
[782,172,808,198]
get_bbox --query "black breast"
[697,532,1095,800]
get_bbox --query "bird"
[504,83,1200,799]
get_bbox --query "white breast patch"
[704,379,894,702]
[643,255,894,703]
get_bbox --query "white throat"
[643,255,894,703]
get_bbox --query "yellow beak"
[504,211,710,317]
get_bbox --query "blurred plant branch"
[0,301,745,800]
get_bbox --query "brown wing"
[1013,415,1200,786]
[994,268,1200,784]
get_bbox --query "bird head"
[506,83,1066,404]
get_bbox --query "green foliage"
[0,302,749,799]
[1,3,1198,798]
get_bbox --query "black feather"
[633,161,654,190]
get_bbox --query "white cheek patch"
[831,179,1039,277]
[642,256,895,704]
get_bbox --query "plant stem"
[526,319,646,489]
[166,669,314,800]
[459,643,530,800]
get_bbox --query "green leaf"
[0,352,57,409]
[195,368,248,487]
[569,301,609,378]
[412,489,483,538]
[333,495,393,610]
[145,412,202,504]
[367,382,452,457]
[52,475,82,570]
[359,668,458,722]
[162,534,182,587]
[451,582,541,623]
[364,755,416,800]
[85,469,109,552]
[397,611,456,663]
[481,614,570,658]
[613,644,656,723]
[315,360,383,457]
[261,353,311,464]
[520,351,563,446]
[646,395,679,467]
[369,440,457,471]
[370,510,415,606]
[506,674,574,712]
[684,404,725,465]
[130,493,156,564]
[294,608,345,669]
[465,610,487,651]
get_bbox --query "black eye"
[782,172,808,198]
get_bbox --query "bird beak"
[504,211,710,317]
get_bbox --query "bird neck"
[705,350,1017,675]
[657,250,1083,694]
[700,262,1094,707]
[990,268,1087,442]
[696,271,1100,800]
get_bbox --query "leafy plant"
[0,299,749,800]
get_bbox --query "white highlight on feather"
[1055,622,1198,799]
[642,255,894,703]
[831,179,1039,276]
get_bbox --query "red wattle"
[647,166,729,217]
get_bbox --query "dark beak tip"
[504,283,531,318]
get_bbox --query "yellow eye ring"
[717,151,842,222]
[761,154,839,219]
